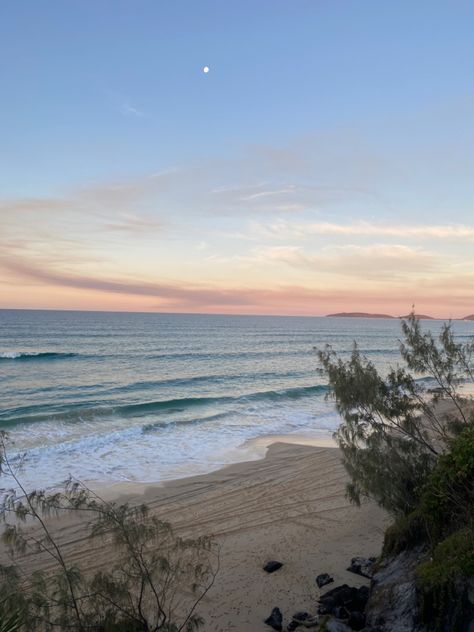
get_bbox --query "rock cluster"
[317,583,369,630]
[263,549,474,630]
[263,557,378,631]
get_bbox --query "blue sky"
[1,1,474,315]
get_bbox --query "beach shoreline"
[90,430,337,500]
[8,440,388,631]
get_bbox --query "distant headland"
[327,312,474,320]
[399,313,434,320]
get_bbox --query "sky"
[1,0,474,317]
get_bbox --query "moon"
[203,66,210,74]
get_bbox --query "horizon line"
[0,306,473,321]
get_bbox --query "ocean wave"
[0,384,328,426]
[102,369,311,395]
[117,384,327,416]
[0,351,78,361]
[141,411,231,433]
[144,349,313,361]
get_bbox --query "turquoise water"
[1,310,472,489]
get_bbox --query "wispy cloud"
[119,102,144,117]
[2,251,474,316]
[0,253,352,311]
[103,213,162,233]
[1,135,474,316]
[0,256,245,306]
[258,243,440,280]
[208,181,372,214]
[252,220,474,241]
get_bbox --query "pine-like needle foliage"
[0,436,219,632]
[319,313,474,516]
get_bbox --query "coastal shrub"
[381,510,427,558]
[416,527,474,632]
[420,424,474,541]
[319,313,474,517]
[413,427,474,630]
[0,433,219,631]
[320,314,474,629]
[382,426,474,558]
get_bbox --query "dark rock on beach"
[265,607,283,631]
[333,605,350,619]
[347,556,377,579]
[317,582,372,632]
[288,612,321,629]
[318,597,336,615]
[347,609,366,630]
[318,584,361,615]
[264,560,284,573]
[356,585,369,609]
[286,612,321,630]
[292,611,310,623]
[316,572,334,588]
[325,619,353,632]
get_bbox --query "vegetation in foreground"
[0,437,219,631]
[320,313,474,630]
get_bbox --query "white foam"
[5,398,340,492]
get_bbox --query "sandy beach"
[9,440,388,631]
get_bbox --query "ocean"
[1,309,472,491]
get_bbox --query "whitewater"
[1,309,472,490]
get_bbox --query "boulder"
[316,573,334,588]
[333,606,350,619]
[347,610,366,630]
[347,556,377,579]
[325,618,353,632]
[318,595,337,615]
[292,612,310,622]
[318,584,360,615]
[286,612,319,629]
[356,585,370,610]
[264,560,284,573]
[265,607,283,631]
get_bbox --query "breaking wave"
[0,351,78,361]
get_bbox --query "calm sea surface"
[1,310,472,489]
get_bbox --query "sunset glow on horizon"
[1,2,474,319]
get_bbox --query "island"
[399,313,434,320]
[463,314,474,320]
[326,312,437,320]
